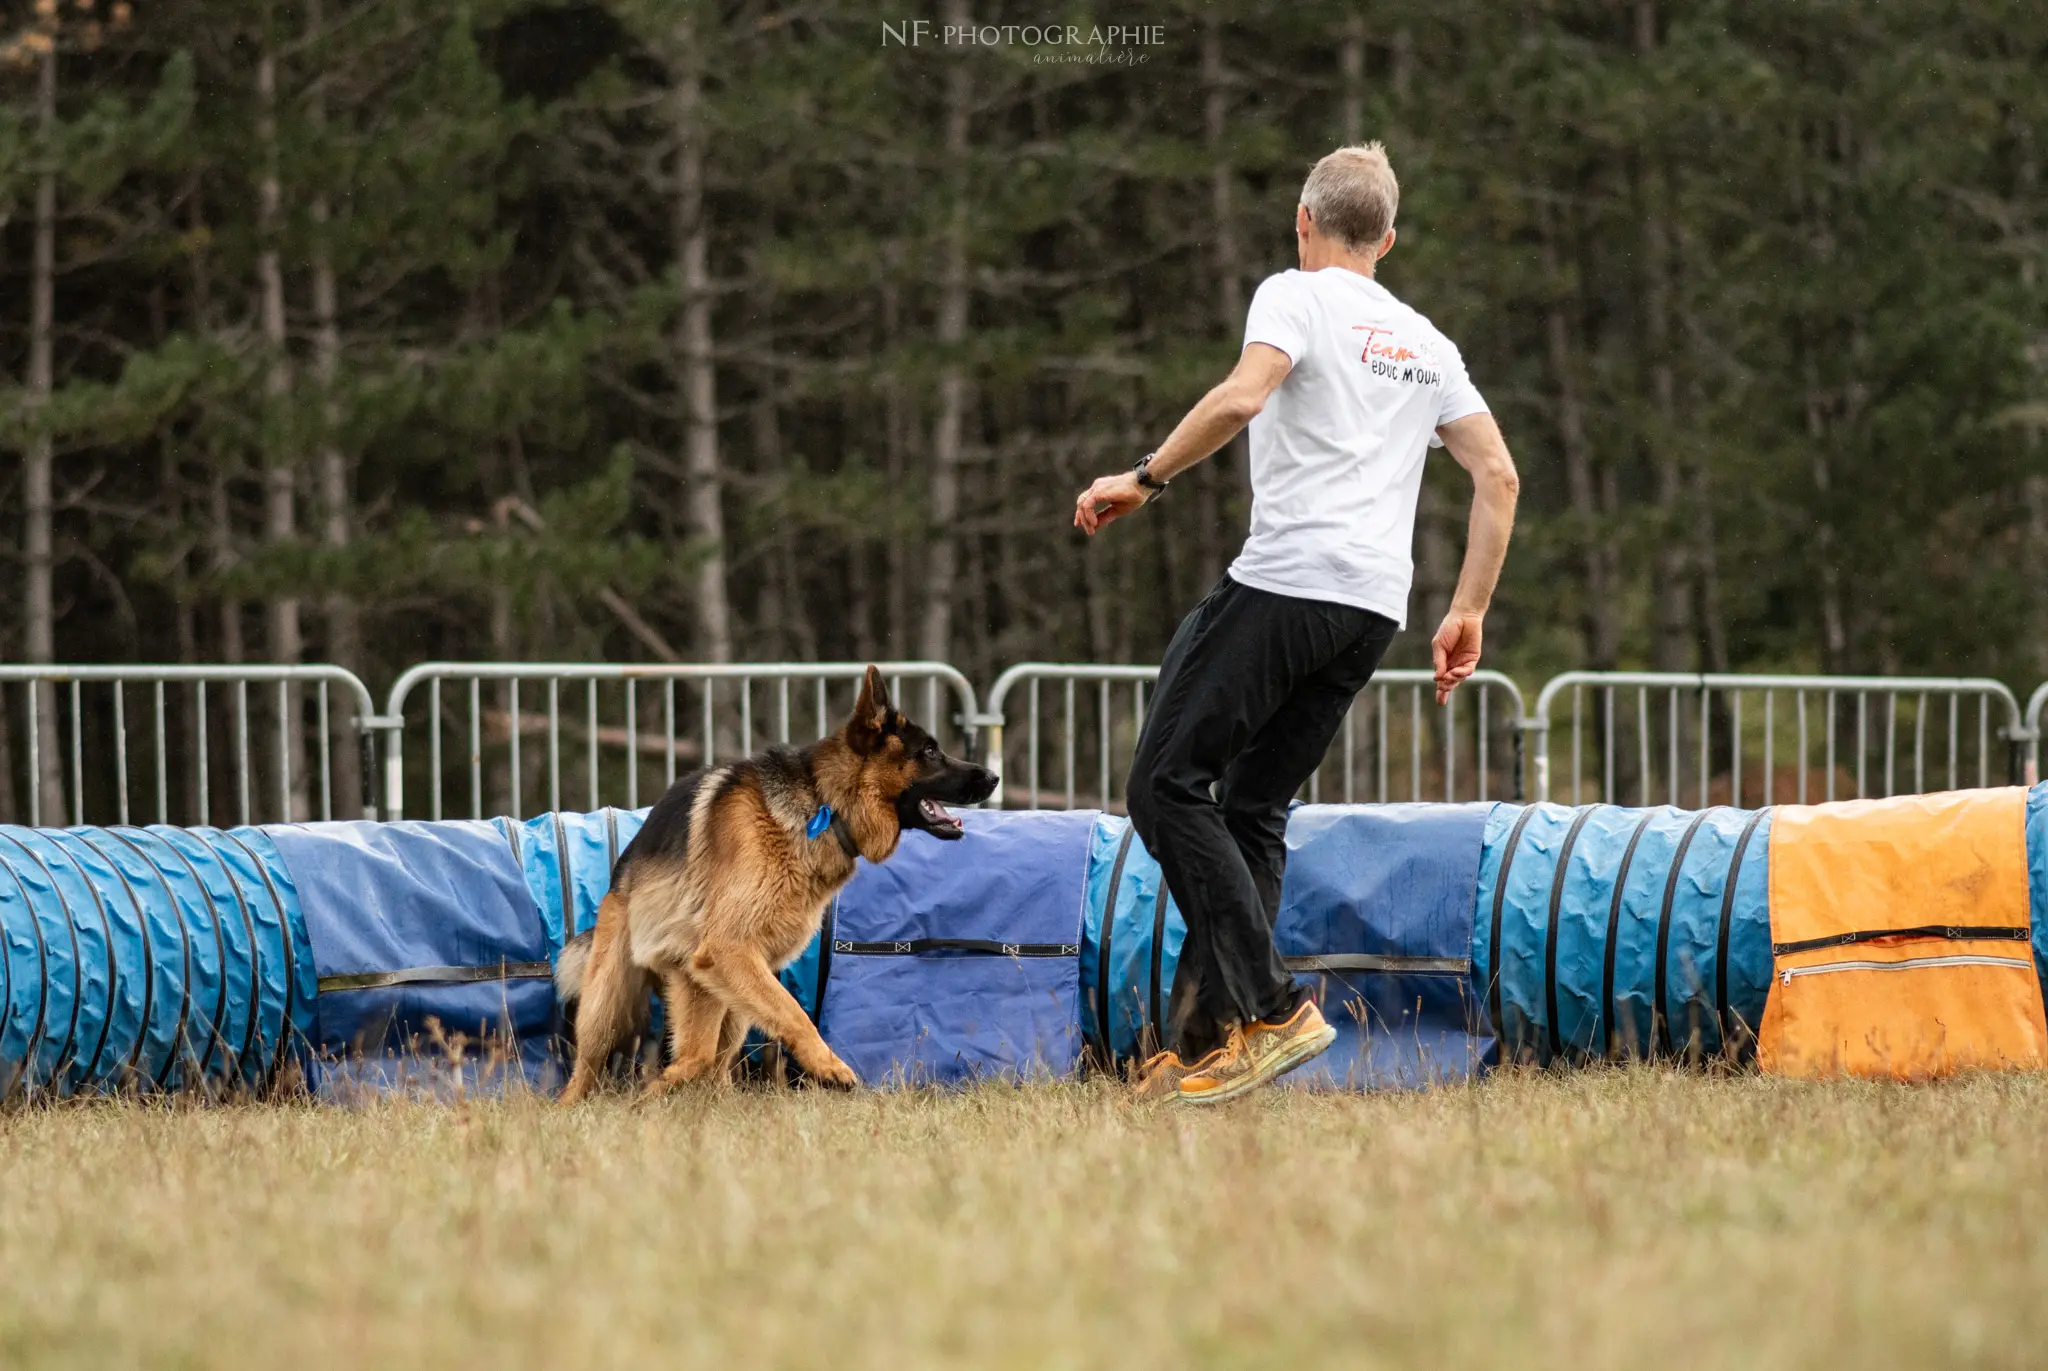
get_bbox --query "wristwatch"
[1132,452,1168,497]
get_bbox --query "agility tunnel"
[0,783,2042,1097]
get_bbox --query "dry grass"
[2,1068,2046,1370]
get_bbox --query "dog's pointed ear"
[846,665,893,753]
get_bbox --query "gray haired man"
[1073,143,1520,1103]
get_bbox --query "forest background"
[1,0,2043,818]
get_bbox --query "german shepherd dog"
[555,666,996,1101]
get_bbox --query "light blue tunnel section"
[1081,813,1182,1065]
[2030,783,2047,995]
[501,807,649,953]
[0,824,310,1095]
[1472,802,1773,1064]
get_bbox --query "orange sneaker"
[1129,1046,1224,1102]
[1175,999,1336,1105]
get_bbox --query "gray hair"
[1300,142,1399,251]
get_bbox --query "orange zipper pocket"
[1779,952,2035,985]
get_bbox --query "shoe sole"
[1131,1080,1184,1103]
[1175,1023,1337,1106]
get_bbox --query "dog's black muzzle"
[897,757,998,840]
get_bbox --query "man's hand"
[1073,471,1148,536]
[1072,344,1293,539]
[1432,608,1484,705]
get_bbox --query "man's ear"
[1377,226,1396,261]
[846,665,892,753]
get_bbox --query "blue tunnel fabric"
[1275,804,1493,1089]
[818,810,1095,1085]
[1473,803,1773,1063]
[206,827,316,1082]
[85,828,216,1093]
[146,826,286,1089]
[1083,805,1493,1089]
[1079,814,1182,1064]
[0,824,310,1095]
[2030,782,2048,997]
[0,795,1803,1098]
[269,819,561,1095]
[0,828,96,1093]
[502,808,649,954]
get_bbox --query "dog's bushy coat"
[556,666,994,1100]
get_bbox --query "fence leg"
[981,720,1004,809]
[381,718,405,822]
[358,726,380,822]
[1521,720,1548,804]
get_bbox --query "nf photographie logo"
[882,19,1168,65]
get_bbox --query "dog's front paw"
[808,1054,860,1090]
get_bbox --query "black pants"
[1126,575,1398,1060]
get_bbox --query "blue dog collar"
[808,803,860,861]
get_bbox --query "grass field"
[2,1069,2045,1370]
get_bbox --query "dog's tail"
[555,927,596,1006]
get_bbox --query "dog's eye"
[922,741,938,759]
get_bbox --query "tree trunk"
[919,0,971,664]
[210,469,245,658]
[256,35,307,820]
[2026,499,2046,698]
[1081,447,1111,663]
[25,42,64,823]
[1542,221,1619,669]
[2015,118,2046,687]
[308,0,360,816]
[754,378,817,662]
[1636,1,1691,673]
[489,547,515,815]
[1198,16,1243,593]
[881,255,910,654]
[176,532,199,823]
[190,178,236,825]
[310,238,361,815]
[1693,464,1730,674]
[209,465,243,826]
[671,12,731,663]
[0,684,13,826]
[1338,14,1365,144]
[1805,381,1848,671]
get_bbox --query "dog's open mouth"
[918,797,964,838]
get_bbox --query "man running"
[1073,142,1520,1104]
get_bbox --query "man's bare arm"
[1074,344,1293,536]
[1429,411,1520,704]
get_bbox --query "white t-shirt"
[1226,267,1489,627]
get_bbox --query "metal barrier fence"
[379,662,981,821]
[11,661,2046,829]
[1527,672,2031,806]
[981,663,1527,811]
[0,664,380,827]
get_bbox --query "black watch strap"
[1133,452,1168,492]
